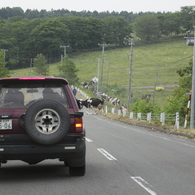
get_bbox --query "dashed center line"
[131,177,157,195]
[85,137,93,142]
[97,148,117,160]
[87,137,156,194]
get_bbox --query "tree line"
[0,6,164,21]
[0,6,194,69]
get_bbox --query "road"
[1,109,195,195]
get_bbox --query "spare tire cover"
[24,99,70,145]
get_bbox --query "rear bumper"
[0,137,86,166]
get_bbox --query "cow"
[80,99,91,108]
[120,104,127,114]
[83,82,88,89]
[81,98,104,110]
[108,97,120,106]
[142,94,151,102]
[83,80,95,89]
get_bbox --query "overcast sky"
[0,0,194,13]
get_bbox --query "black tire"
[69,164,86,176]
[24,99,70,145]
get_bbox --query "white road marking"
[162,137,169,140]
[85,137,93,142]
[97,148,117,160]
[131,177,157,195]
[84,111,91,115]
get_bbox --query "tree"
[83,17,103,48]
[33,53,49,76]
[176,59,192,91]
[114,17,132,45]
[158,12,181,37]
[164,59,193,122]
[58,55,79,85]
[102,16,132,45]
[0,51,9,78]
[180,6,195,31]
[25,9,40,19]
[62,16,103,50]
[135,14,160,42]
[29,17,69,58]
[4,18,30,69]
[0,7,24,19]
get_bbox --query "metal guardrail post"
[111,108,115,114]
[137,113,141,120]
[105,106,108,113]
[130,112,134,119]
[118,110,122,116]
[160,113,165,125]
[174,112,180,129]
[147,113,151,123]
[123,110,127,117]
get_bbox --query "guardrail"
[104,106,180,130]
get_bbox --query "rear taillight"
[75,117,83,133]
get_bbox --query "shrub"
[131,99,161,113]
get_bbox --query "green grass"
[10,38,194,108]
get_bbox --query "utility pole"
[190,29,195,129]
[97,58,100,94]
[60,45,69,56]
[127,39,134,111]
[1,49,8,62]
[106,61,110,85]
[98,43,108,94]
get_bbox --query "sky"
[0,0,195,13]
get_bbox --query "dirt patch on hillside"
[132,85,178,89]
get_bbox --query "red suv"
[0,76,85,176]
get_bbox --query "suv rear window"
[0,83,69,109]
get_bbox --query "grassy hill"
[10,38,194,108]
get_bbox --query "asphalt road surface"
[1,109,195,195]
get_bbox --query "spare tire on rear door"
[24,99,70,145]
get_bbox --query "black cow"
[80,99,91,108]
[142,94,151,102]
[83,82,88,89]
[81,98,104,110]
